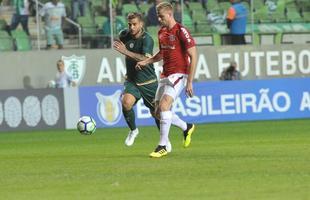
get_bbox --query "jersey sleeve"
[66,74,73,83]
[142,34,154,57]
[62,6,67,17]
[118,29,130,43]
[59,3,66,17]
[179,26,195,50]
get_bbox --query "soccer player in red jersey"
[136,2,197,158]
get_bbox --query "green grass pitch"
[0,119,309,200]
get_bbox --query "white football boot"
[125,128,139,146]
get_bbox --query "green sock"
[155,118,160,130]
[123,108,136,131]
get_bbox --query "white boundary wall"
[0,44,309,90]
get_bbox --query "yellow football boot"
[149,145,168,158]
[183,123,195,148]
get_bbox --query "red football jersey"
[158,23,196,77]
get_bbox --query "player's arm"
[135,51,163,70]
[179,27,197,97]
[113,40,149,61]
[68,75,77,87]
[113,29,147,61]
[186,46,197,97]
[71,81,77,87]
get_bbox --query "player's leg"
[139,81,173,152]
[10,14,19,31]
[20,15,30,36]
[171,112,187,131]
[138,81,160,130]
[122,81,141,146]
[55,29,64,49]
[157,74,195,147]
[122,93,137,131]
[154,100,172,153]
[72,0,79,21]
[169,112,194,148]
[150,75,187,131]
[158,94,174,146]
[45,28,53,49]
[149,93,174,158]
[150,79,174,158]
[169,73,195,147]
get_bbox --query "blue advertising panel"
[79,78,310,128]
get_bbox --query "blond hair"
[156,1,173,12]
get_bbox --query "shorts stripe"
[173,76,184,87]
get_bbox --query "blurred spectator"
[101,8,125,47]
[201,0,207,11]
[40,0,66,49]
[23,75,33,89]
[95,0,123,16]
[103,8,125,35]
[71,0,88,21]
[54,59,76,88]
[173,0,182,23]
[146,0,161,26]
[226,0,247,45]
[219,61,241,80]
[92,0,107,16]
[10,0,30,35]
[113,0,123,15]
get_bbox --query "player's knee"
[158,102,170,112]
[154,109,160,119]
[158,96,173,112]
[151,111,159,120]
[122,99,134,111]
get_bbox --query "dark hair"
[127,12,143,22]
[57,59,64,66]
[227,65,236,73]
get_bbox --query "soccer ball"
[77,116,96,135]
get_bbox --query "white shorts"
[155,73,188,101]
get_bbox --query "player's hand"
[113,40,127,55]
[185,82,194,98]
[135,61,146,71]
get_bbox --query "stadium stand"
[0,18,8,30]
[122,3,138,16]
[0,0,310,49]
[146,25,158,47]
[94,15,107,32]
[137,2,151,15]
[0,30,14,51]
[11,29,32,51]
[77,15,97,36]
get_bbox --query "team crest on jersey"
[168,35,175,41]
[129,43,134,48]
[61,55,86,84]
[95,90,122,126]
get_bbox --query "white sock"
[159,111,172,146]
[171,112,187,131]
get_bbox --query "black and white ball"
[77,116,96,135]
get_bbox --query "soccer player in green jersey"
[114,12,191,153]
[113,12,162,147]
